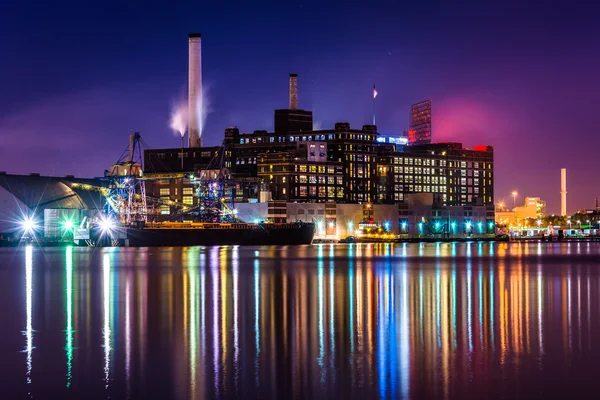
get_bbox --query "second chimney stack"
[289,74,298,110]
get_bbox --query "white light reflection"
[318,258,325,382]
[200,252,206,351]
[329,260,335,379]
[587,272,591,352]
[254,258,260,387]
[25,245,33,386]
[125,272,132,397]
[452,264,457,349]
[211,249,220,395]
[103,254,111,390]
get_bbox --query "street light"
[512,191,518,209]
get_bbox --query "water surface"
[1,242,600,399]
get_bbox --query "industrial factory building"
[0,172,105,237]
[141,45,496,239]
[143,72,494,205]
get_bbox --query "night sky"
[1,0,598,213]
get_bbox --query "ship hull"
[126,222,315,247]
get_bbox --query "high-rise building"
[409,100,432,145]
[376,143,494,207]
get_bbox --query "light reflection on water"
[2,242,600,399]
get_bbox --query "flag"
[373,85,378,99]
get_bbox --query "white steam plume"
[169,99,188,137]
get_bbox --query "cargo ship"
[75,220,315,247]
[125,221,315,246]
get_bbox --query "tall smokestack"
[561,168,567,216]
[289,74,298,110]
[188,33,202,148]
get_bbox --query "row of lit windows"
[389,184,489,196]
[345,154,373,162]
[394,175,448,184]
[239,133,375,145]
[450,178,492,186]
[392,157,492,169]
[446,195,493,204]
[295,165,338,174]
[391,174,491,187]
[351,193,369,201]
[390,166,492,179]
[393,157,447,167]
[297,186,344,198]
[159,187,194,196]
[393,184,448,193]
[297,175,344,185]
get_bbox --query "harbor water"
[1,242,600,399]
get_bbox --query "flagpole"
[372,83,376,125]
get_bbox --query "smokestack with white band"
[561,168,567,216]
[289,74,298,110]
[188,33,202,148]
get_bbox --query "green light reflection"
[65,246,74,388]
